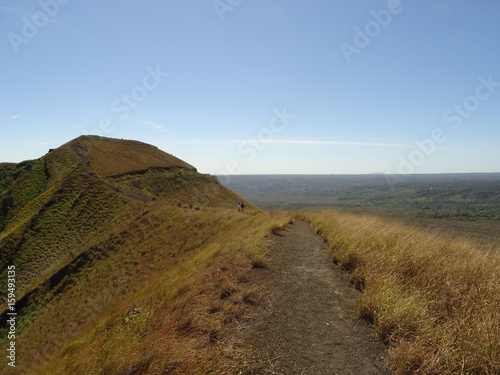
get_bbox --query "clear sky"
[1,0,500,175]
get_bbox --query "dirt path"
[242,220,390,375]
[73,138,150,202]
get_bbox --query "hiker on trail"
[237,203,242,212]
[240,202,245,212]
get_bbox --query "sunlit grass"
[0,135,281,374]
[300,210,500,374]
[6,205,290,374]
[7,135,500,374]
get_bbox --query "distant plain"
[223,173,500,244]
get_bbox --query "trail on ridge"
[73,138,150,202]
[242,220,390,375]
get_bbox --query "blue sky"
[1,0,500,175]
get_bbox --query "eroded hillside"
[0,136,253,304]
[0,136,278,374]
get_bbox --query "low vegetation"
[2,137,499,374]
[16,207,291,375]
[299,210,500,375]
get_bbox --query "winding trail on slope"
[73,138,151,202]
[243,220,390,375]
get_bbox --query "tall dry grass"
[28,207,292,375]
[300,210,500,375]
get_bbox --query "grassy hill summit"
[0,135,284,375]
[73,135,196,177]
[0,135,251,304]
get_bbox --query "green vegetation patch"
[224,174,500,220]
[0,159,47,230]
[0,174,128,303]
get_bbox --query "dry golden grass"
[77,135,195,178]
[9,206,291,375]
[6,135,499,374]
[1,135,287,374]
[299,210,500,375]
[1,135,256,308]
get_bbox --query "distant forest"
[222,174,500,221]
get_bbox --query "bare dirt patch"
[240,220,390,374]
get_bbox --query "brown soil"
[240,220,391,375]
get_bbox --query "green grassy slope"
[0,135,272,374]
[0,161,37,197]
[0,136,254,307]
[13,206,290,374]
[0,139,125,303]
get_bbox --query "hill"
[0,136,284,374]
[0,136,252,304]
